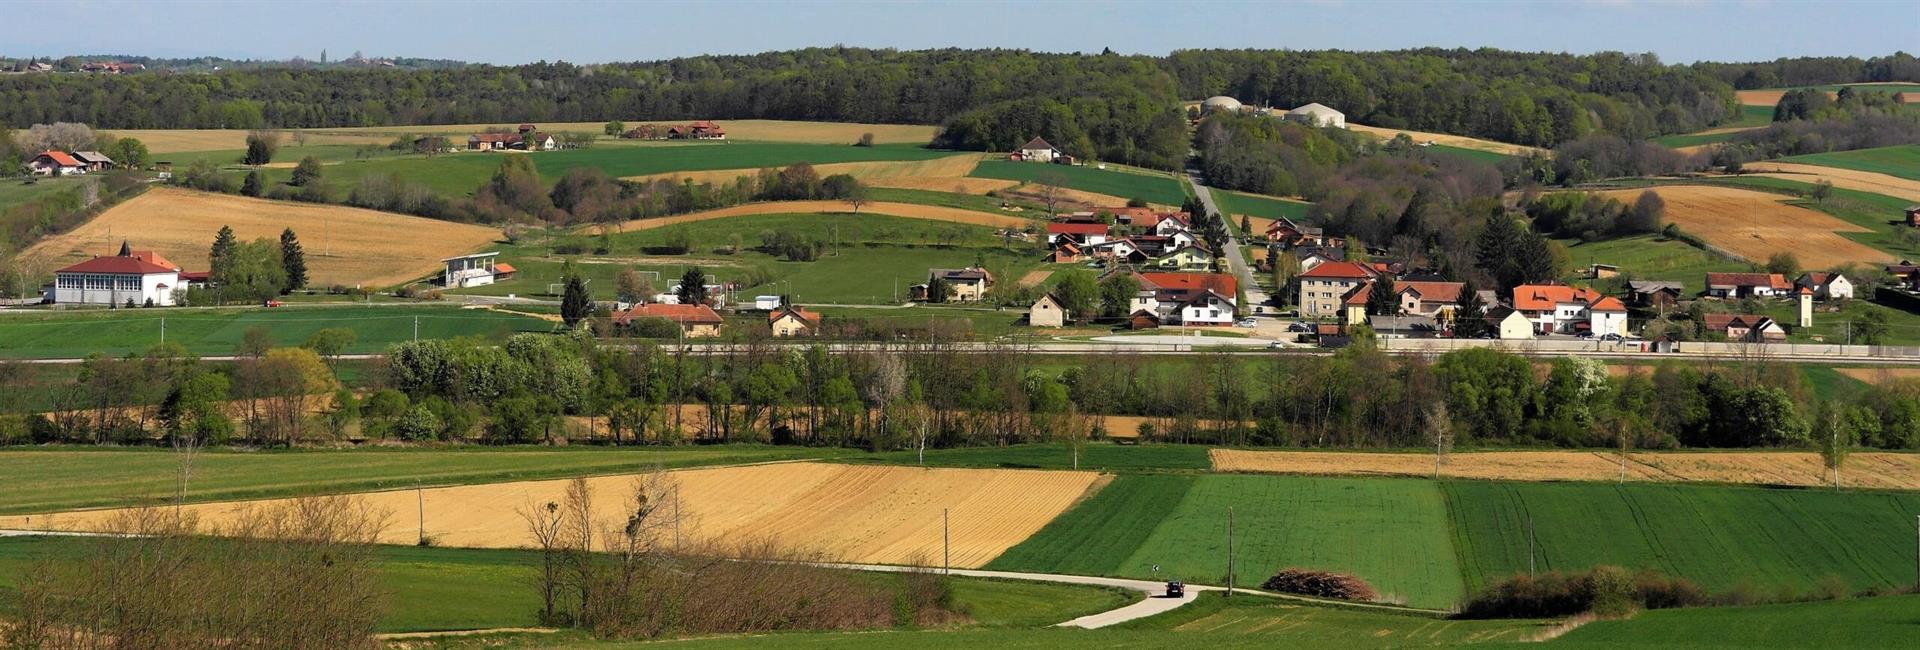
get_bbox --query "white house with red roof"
[29,151,86,176]
[1511,284,1629,337]
[1046,221,1109,247]
[1120,271,1239,325]
[1298,260,1375,318]
[53,245,187,306]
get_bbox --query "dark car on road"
[1165,580,1185,598]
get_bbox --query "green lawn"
[0,304,551,360]
[1213,189,1314,221]
[1556,234,1749,293]
[0,445,853,514]
[989,474,1465,609]
[249,143,952,200]
[1783,144,1920,181]
[970,161,1188,206]
[1553,594,1920,649]
[858,443,1213,472]
[0,176,92,209]
[1443,481,1920,596]
[866,187,1028,214]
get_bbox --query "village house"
[1626,280,1684,310]
[1702,313,1787,342]
[914,267,994,302]
[1886,260,1920,291]
[768,305,821,337]
[440,252,516,288]
[1011,137,1071,164]
[1298,260,1374,319]
[614,303,725,337]
[1285,103,1347,129]
[1705,272,1790,298]
[1151,243,1215,271]
[28,151,86,176]
[1511,284,1629,337]
[1393,281,1466,318]
[1027,293,1069,327]
[1340,282,1373,325]
[1486,306,1535,340]
[1264,217,1328,248]
[467,124,557,151]
[1046,222,1110,248]
[666,121,727,140]
[1046,242,1084,264]
[1294,248,1346,274]
[1107,207,1190,232]
[1794,272,1854,300]
[52,244,199,307]
[1119,271,1239,326]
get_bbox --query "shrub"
[1259,568,1379,602]
[1459,566,1709,619]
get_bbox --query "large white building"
[1286,103,1347,129]
[53,249,183,306]
[442,252,516,288]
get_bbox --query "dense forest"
[1689,52,1920,89]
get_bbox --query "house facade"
[1015,137,1063,163]
[1123,271,1239,326]
[1705,272,1790,298]
[1795,272,1854,300]
[768,306,820,337]
[1703,313,1787,342]
[1047,222,1110,247]
[922,267,993,302]
[53,250,183,306]
[1028,293,1068,327]
[28,151,85,175]
[1512,284,1628,336]
[441,252,515,288]
[1152,244,1214,270]
[1394,281,1465,318]
[1298,261,1373,318]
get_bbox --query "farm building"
[667,121,727,140]
[768,305,821,337]
[1028,293,1069,327]
[28,151,85,176]
[1285,103,1346,129]
[1201,96,1244,115]
[70,151,116,172]
[1627,280,1684,309]
[613,303,724,337]
[1794,272,1854,300]
[52,244,196,307]
[1702,313,1787,342]
[1905,205,1920,227]
[441,252,516,289]
[1011,137,1068,164]
[467,132,556,151]
[1705,272,1790,298]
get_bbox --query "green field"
[990,474,1465,609]
[1554,593,1920,649]
[1426,144,1514,166]
[1651,105,1775,148]
[457,212,1044,305]
[1556,234,1749,293]
[970,161,1188,206]
[252,143,954,200]
[0,305,550,359]
[0,445,854,514]
[1760,297,1920,346]
[1213,190,1313,221]
[859,442,1213,472]
[1443,481,1920,596]
[1782,144,1920,181]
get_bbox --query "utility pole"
[413,316,419,342]
[160,317,165,344]
[417,487,425,546]
[1226,506,1235,598]
[1528,513,1537,578]
[943,508,950,576]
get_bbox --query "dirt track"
[1595,185,1890,268]
[1210,449,1920,490]
[1736,163,1920,204]
[3,462,1109,568]
[22,187,501,287]
[1346,123,1544,156]
[606,200,1036,233]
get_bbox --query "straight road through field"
[1188,177,1271,312]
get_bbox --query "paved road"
[1188,176,1271,313]
[820,563,1210,628]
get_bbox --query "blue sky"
[7,1,1914,64]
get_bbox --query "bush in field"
[1259,567,1380,602]
[1458,566,1709,619]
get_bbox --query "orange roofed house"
[614,303,725,337]
[1123,271,1239,326]
[768,305,821,337]
[1511,284,1629,337]
[1705,272,1790,298]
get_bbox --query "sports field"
[1443,481,1920,594]
[970,161,1188,206]
[988,474,1465,609]
[20,187,502,287]
[0,305,548,360]
[8,463,1109,568]
[1595,185,1890,268]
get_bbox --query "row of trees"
[187,225,308,305]
[1691,52,1920,89]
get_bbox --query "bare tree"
[1819,406,1854,491]
[1036,172,1067,218]
[1425,401,1453,480]
[519,499,567,625]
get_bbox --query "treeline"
[1710,92,1920,165]
[1690,52,1920,89]
[7,338,1912,453]
[932,95,1190,169]
[1168,48,1741,145]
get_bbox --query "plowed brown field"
[1736,163,1920,204]
[606,200,1034,233]
[1210,449,1920,490]
[2,463,1106,568]
[1595,185,1890,268]
[22,187,501,287]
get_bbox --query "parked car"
[1601,333,1623,342]
[1235,318,1257,328]
[1288,322,1311,332]
[1165,580,1185,598]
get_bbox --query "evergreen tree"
[1475,214,1525,293]
[241,170,264,197]
[1365,278,1398,317]
[676,267,709,306]
[209,225,237,283]
[1453,279,1488,338]
[561,275,593,327]
[279,228,308,292]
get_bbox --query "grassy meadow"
[1555,234,1749,293]
[970,161,1189,206]
[1553,593,1920,648]
[1650,105,1776,148]
[1443,481,1920,595]
[0,305,550,360]
[0,445,854,515]
[1782,144,1920,180]
[1212,190,1313,222]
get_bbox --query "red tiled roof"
[1047,222,1109,235]
[1706,272,1789,290]
[471,133,522,144]
[1343,283,1371,305]
[1589,296,1627,312]
[768,306,820,325]
[1299,261,1373,279]
[1395,281,1464,303]
[492,263,517,275]
[614,303,723,326]
[56,255,177,275]
[1137,272,1237,296]
[128,250,178,271]
[1511,284,1604,312]
[35,151,81,166]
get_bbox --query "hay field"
[1346,123,1544,156]
[868,177,1019,194]
[1735,90,1792,106]
[1595,185,1890,268]
[312,120,938,145]
[1738,162,1920,203]
[1210,449,1920,490]
[620,153,983,186]
[607,200,1034,233]
[102,129,390,154]
[1836,367,1920,384]
[5,462,1108,568]
[23,187,500,287]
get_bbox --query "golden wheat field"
[6,463,1109,568]
[1210,449,1920,490]
[100,129,391,154]
[1346,123,1545,156]
[606,200,1035,233]
[1735,163,1920,204]
[1595,185,1890,268]
[22,187,501,287]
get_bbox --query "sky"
[6,1,1915,65]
